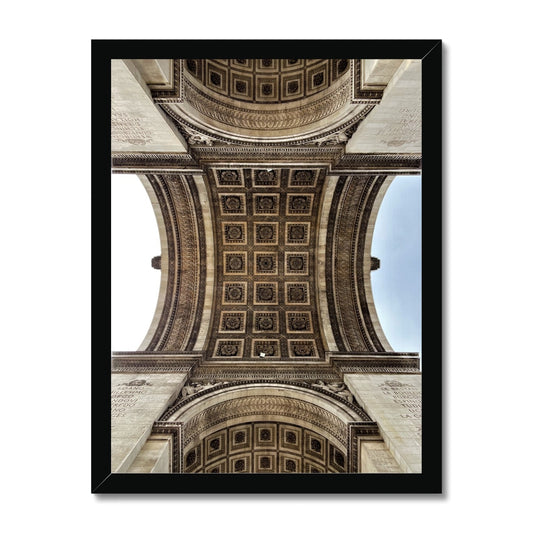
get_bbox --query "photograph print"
[93,40,441,493]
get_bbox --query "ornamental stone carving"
[180,380,228,399]
[160,69,374,146]
[181,74,353,129]
[311,380,354,404]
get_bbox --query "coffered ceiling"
[205,166,326,360]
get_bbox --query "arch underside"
[183,421,348,474]
[155,382,380,473]
[141,174,206,352]
[139,168,393,358]
[326,174,393,352]
[164,59,372,145]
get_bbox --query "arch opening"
[369,175,422,354]
[111,173,163,351]
[155,382,380,473]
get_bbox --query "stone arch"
[160,60,373,145]
[136,174,207,352]
[326,174,394,352]
[154,382,380,473]
[362,175,395,351]
[137,174,170,350]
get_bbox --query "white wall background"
[112,173,161,351]
[2,3,532,532]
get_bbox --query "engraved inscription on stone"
[378,379,421,430]
[111,108,153,146]
[111,381,151,418]
[366,448,401,472]
[377,107,421,148]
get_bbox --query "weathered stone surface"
[346,60,421,154]
[112,60,187,153]
[111,373,187,472]
[345,374,421,473]
[360,440,402,473]
[127,435,172,473]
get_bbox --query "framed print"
[93,40,442,493]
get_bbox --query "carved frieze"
[159,88,374,147]
[333,153,422,172]
[191,146,343,164]
[143,175,206,351]
[326,175,390,352]
[181,76,353,131]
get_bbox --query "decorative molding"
[354,176,389,350]
[190,366,342,382]
[330,351,420,373]
[111,152,200,173]
[178,395,352,448]
[151,59,184,103]
[325,176,356,351]
[341,366,420,374]
[351,60,385,104]
[161,101,374,147]
[191,145,344,163]
[112,351,203,355]
[111,364,199,374]
[111,354,201,374]
[110,353,419,375]
[143,175,178,350]
[332,153,422,172]
[185,175,208,351]
[348,422,381,472]
[181,76,353,131]
[161,380,371,424]
[151,421,183,472]
[326,175,390,352]
[329,351,419,357]
[140,175,206,352]
[331,359,420,374]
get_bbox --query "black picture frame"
[93,39,442,494]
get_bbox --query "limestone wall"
[127,435,173,473]
[346,60,421,154]
[360,440,402,473]
[111,59,187,153]
[111,373,187,472]
[345,373,421,473]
